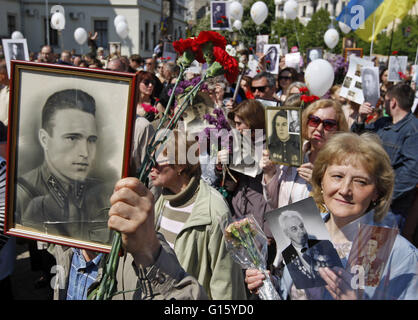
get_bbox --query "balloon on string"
[324,28,339,49]
[229,1,244,21]
[114,15,127,28]
[338,21,351,34]
[305,59,335,97]
[116,21,129,39]
[233,20,242,30]
[50,12,65,30]
[74,27,88,45]
[250,1,268,25]
[11,31,24,39]
[284,0,298,20]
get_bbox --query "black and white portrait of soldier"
[264,45,280,74]
[361,67,380,107]
[388,56,408,82]
[15,89,114,244]
[211,1,229,30]
[278,210,342,289]
[256,35,269,55]
[288,109,300,133]
[8,42,25,60]
[183,91,213,134]
[267,109,300,166]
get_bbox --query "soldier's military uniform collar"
[40,163,86,209]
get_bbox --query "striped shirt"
[157,176,200,249]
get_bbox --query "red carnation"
[212,46,239,84]
[217,20,223,24]
[301,95,310,103]
[392,50,398,55]
[142,103,158,114]
[172,38,205,63]
[195,31,227,50]
[221,16,227,19]
[299,87,309,94]
[398,71,407,80]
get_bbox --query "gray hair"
[252,71,276,88]
[278,210,304,232]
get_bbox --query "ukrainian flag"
[337,0,417,42]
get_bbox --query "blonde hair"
[301,99,348,140]
[311,132,395,222]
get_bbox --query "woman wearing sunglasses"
[277,67,297,103]
[136,71,162,121]
[262,99,349,211]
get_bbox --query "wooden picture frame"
[265,106,302,167]
[344,48,363,62]
[4,61,137,253]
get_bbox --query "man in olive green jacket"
[154,179,247,300]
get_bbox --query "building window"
[141,30,144,50]
[325,3,329,12]
[302,6,306,17]
[94,20,108,49]
[178,26,182,39]
[7,14,16,36]
[153,23,157,49]
[145,22,150,51]
[44,18,58,46]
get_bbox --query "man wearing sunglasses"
[352,83,418,233]
[251,72,278,101]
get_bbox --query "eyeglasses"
[152,162,170,171]
[307,115,338,131]
[251,85,268,93]
[279,76,292,81]
[142,79,155,86]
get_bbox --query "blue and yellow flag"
[337,0,417,42]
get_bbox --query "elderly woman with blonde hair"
[246,132,417,300]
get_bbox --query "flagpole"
[414,44,418,66]
[370,12,376,56]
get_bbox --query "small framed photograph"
[4,61,137,253]
[2,38,29,78]
[265,198,343,289]
[108,41,121,56]
[361,66,380,107]
[266,106,302,167]
[162,41,177,62]
[280,37,289,55]
[264,44,281,74]
[388,56,408,82]
[211,1,230,30]
[342,37,356,51]
[346,224,398,288]
[181,91,214,136]
[344,48,363,62]
[306,47,323,64]
[256,35,269,55]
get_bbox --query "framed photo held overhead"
[1,38,30,78]
[265,106,302,167]
[210,1,231,30]
[306,47,323,64]
[4,61,138,253]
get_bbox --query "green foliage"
[271,18,305,50]
[300,9,332,52]
[241,0,276,46]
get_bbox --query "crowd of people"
[0,29,417,301]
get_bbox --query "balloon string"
[293,20,301,52]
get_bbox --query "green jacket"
[154,179,247,300]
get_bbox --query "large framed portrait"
[4,61,137,253]
[265,106,302,167]
[2,38,29,78]
[211,1,231,31]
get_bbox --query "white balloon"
[74,27,88,45]
[304,59,335,97]
[229,1,244,21]
[250,1,268,26]
[284,0,298,20]
[275,0,284,5]
[324,28,339,49]
[114,15,127,28]
[233,20,242,30]
[338,21,351,34]
[50,12,65,30]
[116,21,129,39]
[11,31,24,39]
